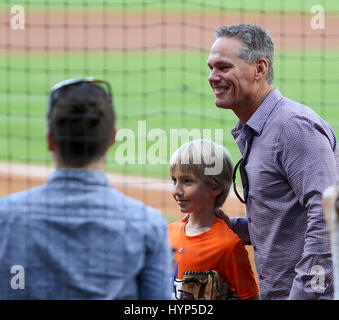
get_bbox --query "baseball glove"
[175,270,240,300]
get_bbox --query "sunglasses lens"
[47,78,111,117]
[92,81,112,96]
[239,165,248,202]
[233,158,249,204]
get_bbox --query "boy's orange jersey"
[168,217,259,300]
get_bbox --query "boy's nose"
[172,183,183,197]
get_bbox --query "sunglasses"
[232,157,249,204]
[47,78,112,118]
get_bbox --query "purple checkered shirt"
[231,88,339,300]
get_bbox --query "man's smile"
[214,87,229,94]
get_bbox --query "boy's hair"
[170,139,234,208]
[48,82,115,167]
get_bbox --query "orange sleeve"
[224,240,259,300]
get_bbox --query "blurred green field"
[1,0,338,13]
[0,50,338,178]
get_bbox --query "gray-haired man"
[208,24,339,299]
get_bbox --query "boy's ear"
[211,187,222,197]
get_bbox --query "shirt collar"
[231,88,283,138]
[245,88,283,136]
[48,168,110,187]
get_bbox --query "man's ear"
[254,58,269,81]
[46,130,55,152]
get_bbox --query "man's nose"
[208,68,220,83]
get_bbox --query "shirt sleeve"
[224,240,259,300]
[230,217,251,245]
[276,116,337,299]
[138,211,172,300]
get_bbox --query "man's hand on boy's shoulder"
[181,209,234,231]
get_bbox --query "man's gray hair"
[215,24,274,84]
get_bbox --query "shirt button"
[259,274,264,280]
[248,217,252,223]
[253,245,257,251]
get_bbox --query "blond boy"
[168,139,259,300]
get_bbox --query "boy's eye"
[183,179,193,184]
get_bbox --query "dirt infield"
[1,10,338,51]
[0,162,256,282]
[0,162,246,220]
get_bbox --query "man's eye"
[220,65,229,70]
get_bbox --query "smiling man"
[207,26,273,124]
[207,24,339,300]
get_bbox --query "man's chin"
[215,100,232,109]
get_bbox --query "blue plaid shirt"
[0,169,171,299]
[231,88,339,300]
